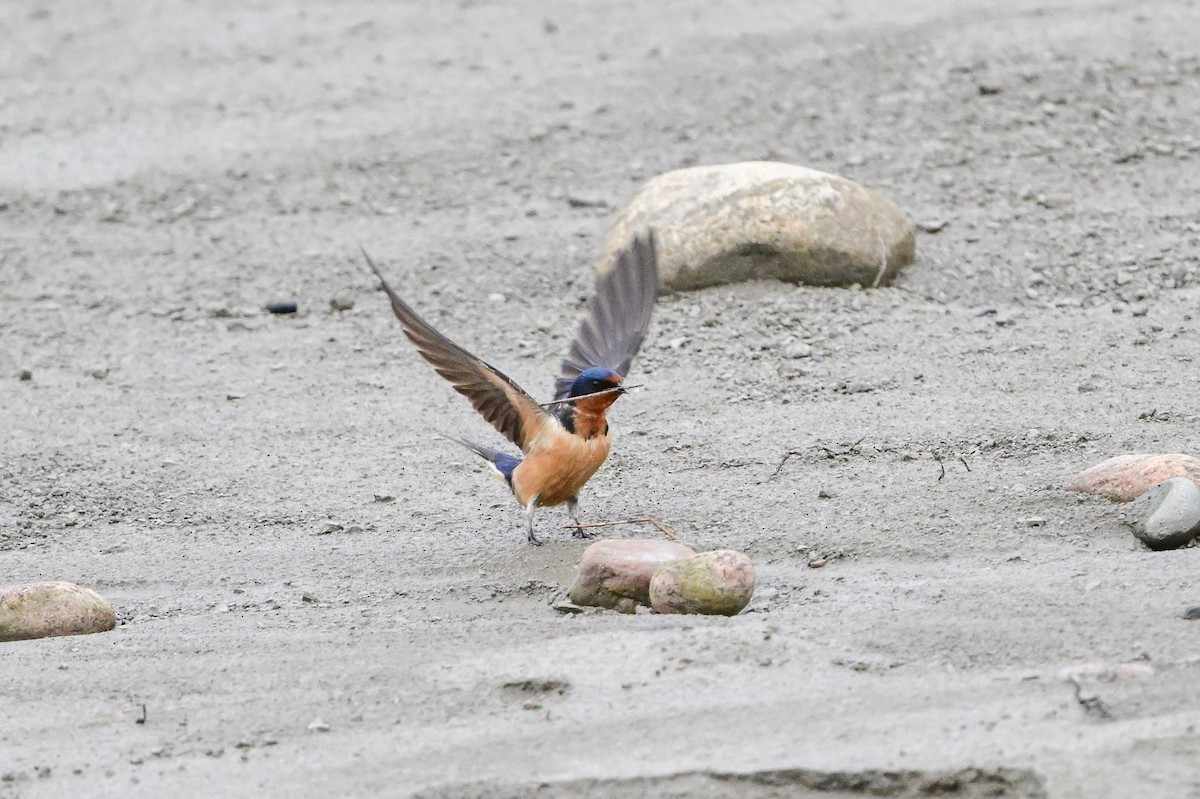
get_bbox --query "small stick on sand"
[761,450,804,484]
[562,517,678,540]
[1068,676,1115,721]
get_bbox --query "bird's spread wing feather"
[363,248,551,452]
[554,232,659,400]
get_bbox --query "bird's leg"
[566,497,594,538]
[525,494,542,546]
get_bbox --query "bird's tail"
[439,433,522,487]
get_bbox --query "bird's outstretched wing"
[363,248,551,453]
[554,232,659,400]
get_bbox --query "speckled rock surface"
[649,549,756,616]
[0,581,116,642]
[1065,453,1200,502]
[600,162,915,291]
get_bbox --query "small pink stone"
[568,539,696,613]
[1065,453,1200,502]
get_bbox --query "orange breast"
[511,421,612,507]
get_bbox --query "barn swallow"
[363,234,659,545]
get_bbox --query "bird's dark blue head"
[568,367,624,399]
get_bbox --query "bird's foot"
[571,526,596,539]
[524,495,542,545]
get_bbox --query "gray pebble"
[1183,606,1200,621]
[330,292,355,312]
[783,342,813,359]
[1127,477,1200,551]
[1037,192,1072,209]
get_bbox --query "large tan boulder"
[600,161,915,291]
[0,581,117,642]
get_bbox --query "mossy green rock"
[649,550,756,616]
[0,581,116,642]
[600,161,915,291]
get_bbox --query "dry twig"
[761,450,805,484]
[1068,677,1114,721]
[541,384,643,408]
[761,438,867,484]
[933,451,971,482]
[818,437,866,458]
[561,517,677,540]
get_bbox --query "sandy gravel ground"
[2,1,1199,797]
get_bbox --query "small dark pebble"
[18,369,32,381]
[1184,606,1200,621]
[567,195,607,209]
[265,301,298,315]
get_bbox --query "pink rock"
[568,539,696,614]
[1064,453,1200,502]
[0,581,116,642]
[1059,661,1155,682]
[649,549,756,616]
